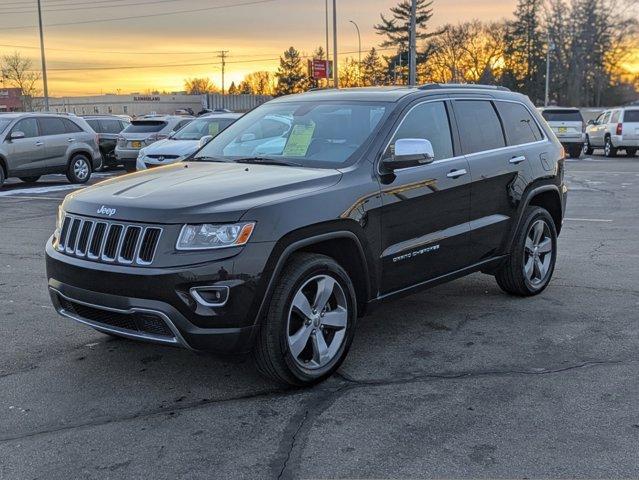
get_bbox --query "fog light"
[190,286,229,307]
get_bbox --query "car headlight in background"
[176,222,255,250]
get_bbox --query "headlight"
[176,222,255,250]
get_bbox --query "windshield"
[173,117,236,140]
[0,118,12,134]
[122,121,167,133]
[194,100,389,167]
[542,110,583,122]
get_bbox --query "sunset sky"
[0,0,635,97]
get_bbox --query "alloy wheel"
[74,158,89,180]
[286,274,348,370]
[523,219,553,286]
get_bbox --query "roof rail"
[418,83,511,92]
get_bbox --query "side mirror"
[383,138,435,170]
[198,135,214,148]
[587,119,596,126]
[9,131,25,140]
[239,133,256,143]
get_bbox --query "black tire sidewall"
[274,257,357,385]
[519,209,558,294]
[0,167,5,187]
[67,155,92,184]
[604,137,616,157]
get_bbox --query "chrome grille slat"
[57,214,162,266]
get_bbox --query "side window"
[62,118,83,133]
[602,111,611,124]
[495,101,542,146]
[174,120,191,131]
[100,119,124,134]
[611,110,620,123]
[86,119,101,132]
[12,118,39,138]
[454,100,505,154]
[390,101,454,160]
[39,117,67,136]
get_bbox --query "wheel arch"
[255,224,375,324]
[66,149,94,168]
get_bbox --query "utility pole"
[332,0,338,88]
[545,35,553,107]
[408,0,417,86]
[37,0,49,111]
[325,0,330,87]
[349,20,361,86]
[217,50,229,109]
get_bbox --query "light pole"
[349,20,361,86]
[37,0,49,111]
[545,35,554,107]
[408,0,417,85]
[332,0,338,88]
[325,0,330,87]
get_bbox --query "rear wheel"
[582,136,594,155]
[626,148,637,157]
[66,154,92,184]
[19,176,40,183]
[567,145,582,159]
[495,206,557,296]
[0,167,5,188]
[253,253,357,386]
[604,136,617,157]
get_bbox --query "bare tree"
[183,77,219,95]
[1,52,42,111]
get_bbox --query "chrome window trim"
[376,96,551,175]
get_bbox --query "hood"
[141,138,200,158]
[62,161,342,224]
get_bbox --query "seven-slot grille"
[57,214,162,265]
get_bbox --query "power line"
[2,0,212,15]
[1,0,279,30]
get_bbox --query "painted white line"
[0,184,84,197]
[568,171,637,174]
[564,218,612,222]
[0,195,63,201]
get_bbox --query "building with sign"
[0,88,24,112]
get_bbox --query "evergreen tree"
[309,46,327,89]
[275,46,308,96]
[227,81,238,95]
[361,48,387,86]
[374,0,442,50]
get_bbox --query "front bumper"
[46,239,275,354]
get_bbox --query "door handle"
[67,138,75,142]
[446,168,467,179]
[34,141,43,147]
[509,155,526,164]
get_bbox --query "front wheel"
[0,167,5,188]
[495,206,557,296]
[604,137,617,157]
[253,253,357,386]
[66,154,92,184]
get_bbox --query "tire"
[253,253,358,386]
[495,206,557,296]
[19,176,40,183]
[0,167,5,188]
[626,148,637,157]
[124,165,137,173]
[567,145,582,159]
[582,136,594,156]
[66,154,92,184]
[604,136,617,157]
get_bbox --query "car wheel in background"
[626,148,637,157]
[568,145,582,159]
[495,206,557,297]
[604,137,617,157]
[253,253,357,386]
[0,167,5,188]
[19,176,41,183]
[66,154,92,184]
[582,136,594,156]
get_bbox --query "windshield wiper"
[234,156,303,167]
[192,155,232,163]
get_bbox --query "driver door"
[5,118,48,174]
[378,100,472,294]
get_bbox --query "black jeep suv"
[46,85,567,386]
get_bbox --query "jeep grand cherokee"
[46,85,567,386]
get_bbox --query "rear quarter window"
[496,101,542,145]
[623,110,639,122]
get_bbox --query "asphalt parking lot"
[1,154,638,479]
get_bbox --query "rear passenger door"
[452,99,537,264]
[379,100,472,293]
[38,117,70,168]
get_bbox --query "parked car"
[115,116,193,171]
[0,113,101,188]
[83,115,130,169]
[538,107,585,158]
[136,113,241,170]
[46,85,567,386]
[584,107,639,157]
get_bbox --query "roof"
[199,113,243,120]
[537,106,581,111]
[271,84,521,103]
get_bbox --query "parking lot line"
[0,185,84,197]
[564,217,613,222]
[0,195,64,201]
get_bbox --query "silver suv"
[114,116,193,171]
[584,107,639,157]
[538,107,585,159]
[0,113,101,188]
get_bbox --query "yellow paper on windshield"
[283,123,315,157]
[208,122,220,136]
